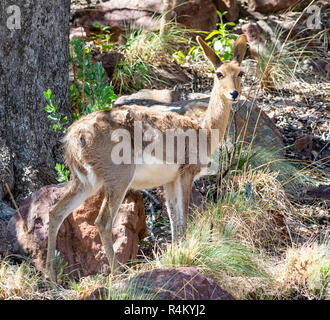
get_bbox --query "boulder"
[241,22,270,59]
[94,51,123,79]
[0,201,15,222]
[248,0,299,14]
[173,0,219,32]
[73,0,218,32]
[7,184,148,277]
[85,267,235,300]
[294,134,312,153]
[213,0,239,21]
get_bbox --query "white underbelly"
[131,163,180,190]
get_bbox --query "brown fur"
[46,35,247,281]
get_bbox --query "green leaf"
[44,105,52,112]
[205,30,220,40]
[48,114,59,121]
[44,89,52,100]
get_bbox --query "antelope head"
[197,34,247,102]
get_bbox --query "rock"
[294,135,312,153]
[73,0,218,32]
[213,0,239,21]
[94,51,123,79]
[0,201,15,222]
[230,101,284,150]
[173,0,219,32]
[85,267,235,300]
[7,184,148,277]
[304,59,330,80]
[70,27,87,41]
[152,64,191,87]
[115,89,182,107]
[241,22,269,59]
[248,0,299,14]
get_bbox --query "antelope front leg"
[164,171,193,242]
[94,193,120,272]
[46,212,60,282]
[94,166,134,273]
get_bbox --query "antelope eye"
[216,72,224,79]
[238,71,245,77]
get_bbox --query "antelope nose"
[230,90,239,100]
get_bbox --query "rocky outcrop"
[85,267,235,300]
[213,0,239,21]
[72,0,219,32]
[94,51,123,79]
[173,0,219,31]
[7,184,148,277]
[248,0,299,14]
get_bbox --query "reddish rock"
[294,135,312,153]
[73,0,218,32]
[248,0,299,14]
[70,27,87,41]
[85,267,235,300]
[242,23,263,59]
[213,0,239,21]
[174,0,218,32]
[94,51,123,79]
[7,184,147,277]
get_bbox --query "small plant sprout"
[205,11,236,61]
[55,163,70,183]
[70,38,117,119]
[90,24,115,53]
[44,89,68,133]
[187,11,237,65]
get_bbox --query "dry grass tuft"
[207,169,294,252]
[0,258,56,300]
[274,243,329,299]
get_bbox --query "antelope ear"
[196,36,222,69]
[233,34,247,64]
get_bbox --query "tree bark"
[0,1,72,203]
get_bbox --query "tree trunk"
[0,1,72,203]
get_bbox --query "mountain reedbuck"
[46,35,247,281]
